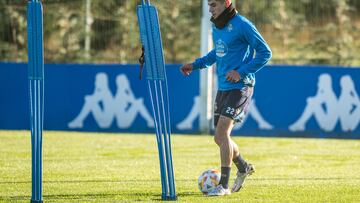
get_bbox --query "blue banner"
[0,62,359,138]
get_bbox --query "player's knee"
[215,125,229,137]
[214,131,229,146]
[214,135,221,146]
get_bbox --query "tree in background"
[0,0,359,66]
[43,1,85,62]
[300,0,356,65]
[0,1,27,62]
[154,0,201,63]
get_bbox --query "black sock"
[219,167,231,189]
[233,155,248,173]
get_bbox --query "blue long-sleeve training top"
[192,14,272,91]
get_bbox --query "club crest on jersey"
[227,23,233,32]
[216,39,228,57]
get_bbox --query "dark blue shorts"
[214,86,253,127]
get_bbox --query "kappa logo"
[68,73,154,129]
[289,74,360,132]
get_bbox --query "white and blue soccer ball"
[198,169,221,194]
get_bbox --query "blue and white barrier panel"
[0,62,359,138]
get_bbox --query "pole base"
[161,195,177,201]
[30,199,43,203]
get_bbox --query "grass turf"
[0,130,360,202]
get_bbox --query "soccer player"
[180,0,272,196]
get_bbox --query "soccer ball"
[198,169,221,194]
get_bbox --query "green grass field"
[0,130,360,202]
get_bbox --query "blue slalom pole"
[27,0,44,202]
[137,1,177,200]
[148,80,168,199]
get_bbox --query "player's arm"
[180,49,216,76]
[237,22,272,77]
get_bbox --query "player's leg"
[208,91,232,196]
[229,86,255,193]
[231,140,249,173]
[209,88,253,196]
[209,87,254,196]
[214,116,234,167]
[231,144,254,192]
[208,115,233,196]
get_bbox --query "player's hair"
[208,0,231,7]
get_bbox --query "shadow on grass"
[2,178,358,201]
[1,191,201,202]
[0,179,201,202]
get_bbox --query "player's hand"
[226,70,241,83]
[180,63,193,76]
